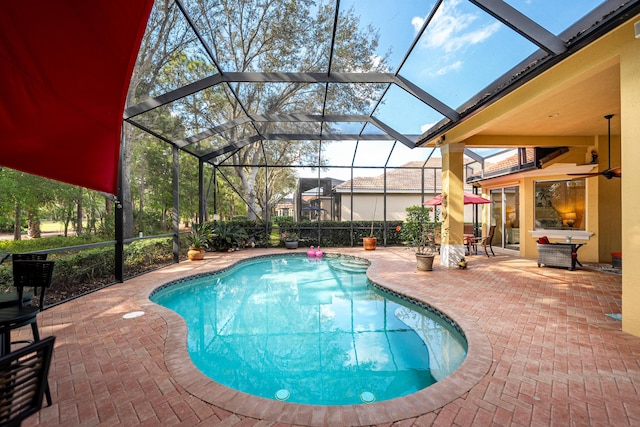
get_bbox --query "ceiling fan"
[568,114,621,179]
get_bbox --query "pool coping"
[142,251,493,426]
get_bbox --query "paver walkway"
[17,247,639,426]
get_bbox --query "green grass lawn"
[39,220,67,233]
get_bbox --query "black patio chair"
[0,254,48,309]
[0,336,55,426]
[5,260,55,406]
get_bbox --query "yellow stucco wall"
[597,134,622,261]
[441,143,466,246]
[476,17,638,336]
[339,193,477,222]
[620,22,640,337]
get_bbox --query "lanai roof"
[2,1,638,194]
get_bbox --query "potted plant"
[413,225,437,271]
[281,231,299,249]
[185,223,210,261]
[402,205,437,271]
[363,201,377,250]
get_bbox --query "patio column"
[621,30,640,338]
[440,142,466,267]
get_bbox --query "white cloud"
[411,16,425,32]
[421,122,436,133]
[413,0,501,54]
[436,60,463,75]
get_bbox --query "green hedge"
[221,219,272,247]
[278,220,404,247]
[0,237,175,295]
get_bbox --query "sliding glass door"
[490,186,520,251]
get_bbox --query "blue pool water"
[151,254,467,405]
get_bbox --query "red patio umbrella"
[423,192,491,206]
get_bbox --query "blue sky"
[303,0,605,180]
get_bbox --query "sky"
[298,0,604,181]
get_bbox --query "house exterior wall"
[339,192,476,223]
[481,170,610,264]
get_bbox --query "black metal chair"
[0,336,55,426]
[0,254,48,309]
[1,260,55,406]
[12,259,52,311]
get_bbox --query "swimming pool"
[150,254,467,406]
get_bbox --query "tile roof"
[334,160,477,192]
[483,148,535,173]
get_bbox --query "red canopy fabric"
[423,192,491,206]
[0,1,154,195]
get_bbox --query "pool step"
[328,259,369,273]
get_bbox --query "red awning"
[423,192,491,206]
[0,1,154,195]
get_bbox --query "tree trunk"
[235,153,261,220]
[26,210,41,238]
[13,203,21,240]
[63,205,72,237]
[76,188,83,236]
[138,156,145,234]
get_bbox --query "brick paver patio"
[16,247,639,426]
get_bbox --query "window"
[534,180,585,230]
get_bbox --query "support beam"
[439,143,466,268]
[198,160,204,224]
[172,146,180,263]
[115,132,125,283]
[470,0,566,55]
[463,135,594,148]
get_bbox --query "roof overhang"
[418,4,640,148]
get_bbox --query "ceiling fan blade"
[567,167,622,179]
[608,166,622,177]
[567,115,619,180]
[567,172,602,177]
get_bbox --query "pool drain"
[360,391,375,403]
[275,389,290,401]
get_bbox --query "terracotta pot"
[416,253,435,271]
[363,237,377,251]
[187,247,205,261]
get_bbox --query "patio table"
[0,305,39,356]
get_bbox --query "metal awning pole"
[115,129,124,283]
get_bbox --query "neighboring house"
[333,159,481,222]
[293,177,345,221]
[272,197,293,218]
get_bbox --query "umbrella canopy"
[423,192,491,206]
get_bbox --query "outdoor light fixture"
[635,20,640,38]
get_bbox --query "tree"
[0,169,57,239]
[181,0,389,219]
[122,1,193,238]
[50,184,80,237]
